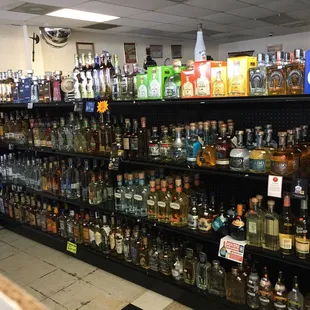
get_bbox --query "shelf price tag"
[66,241,77,254]
[267,175,283,198]
[27,102,33,109]
[218,236,247,263]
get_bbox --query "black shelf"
[0,102,77,108]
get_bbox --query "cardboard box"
[227,56,257,96]
[136,74,148,100]
[147,66,173,100]
[210,61,227,97]
[194,61,211,98]
[181,68,195,99]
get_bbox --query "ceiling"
[1,0,310,43]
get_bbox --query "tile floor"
[0,227,191,310]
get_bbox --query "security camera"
[269,32,273,37]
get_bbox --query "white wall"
[218,32,310,60]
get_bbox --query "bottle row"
[2,110,310,176]
[0,190,306,309]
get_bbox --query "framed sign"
[228,50,255,57]
[124,43,137,63]
[76,42,95,56]
[150,45,163,58]
[267,44,283,54]
[171,45,182,59]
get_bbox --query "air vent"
[282,20,310,28]
[83,24,120,30]
[259,14,298,25]
[10,3,60,15]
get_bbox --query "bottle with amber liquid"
[258,267,274,309]
[270,132,293,175]
[286,48,304,95]
[230,204,246,241]
[216,123,231,166]
[286,129,302,171]
[273,271,288,310]
[267,51,286,95]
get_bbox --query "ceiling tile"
[105,18,161,28]
[201,13,249,24]
[82,23,121,30]
[0,0,25,11]
[259,0,310,13]
[232,19,271,28]
[259,14,298,25]
[72,1,146,17]
[101,26,139,33]
[184,0,250,11]
[237,0,270,4]
[26,15,94,27]
[287,8,310,19]
[130,11,188,23]
[150,23,195,32]
[24,0,87,7]
[233,25,297,37]
[10,3,60,15]
[203,23,243,32]
[96,0,178,10]
[185,28,222,35]
[130,28,170,36]
[227,6,275,18]
[0,10,37,20]
[170,18,206,26]
[155,4,215,18]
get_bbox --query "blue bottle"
[186,123,202,166]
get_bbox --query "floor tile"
[84,269,146,302]
[0,243,19,261]
[79,290,128,310]
[132,290,173,310]
[0,228,7,235]
[23,285,46,301]
[164,301,192,310]
[50,280,105,310]
[0,231,21,243]
[61,259,97,279]
[30,269,76,296]
[0,270,26,287]
[10,235,39,250]
[122,305,143,310]
[42,298,67,310]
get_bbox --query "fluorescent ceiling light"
[47,8,119,23]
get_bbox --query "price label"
[27,102,33,109]
[267,175,283,198]
[74,101,83,112]
[66,241,77,254]
[8,144,14,150]
[218,236,247,263]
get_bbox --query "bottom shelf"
[0,216,246,310]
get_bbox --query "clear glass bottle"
[249,53,268,96]
[247,264,260,309]
[147,180,158,220]
[59,209,68,239]
[123,227,132,262]
[148,240,161,272]
[196,252,210,291]
[287,129,302,171]
[263,200,280,251]
[171,243,183,281]
[286,48,304,95]
[88,174,102,206]
[114,174,125,213]
[100,215,111,254]
[159,126,173,162]
[133,172,149,217]
[216,123,231,166]
[148,126,160,161]
[208,260,226,297]
[246,197,263,247]
[194,23,206,61]
[198,198,213,233]
[171,127,186,164]
[183,248,196,285]
[65,158,80,200]
[267,51,286,96]
[258,267,274,310]
[226,267,246,305]
[188,198,199,230]
[229,130,250,171]
[164,59,182,99]
[273,271,288,310]
[287,276,304,310]
[159,242,172,276]
[66,210,75,241]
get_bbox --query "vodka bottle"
[194,23,207,62]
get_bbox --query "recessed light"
[47,8,120,23]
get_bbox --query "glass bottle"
[262,200,280,251]
[171,243,183,281]
[249,130,270,174]
[228,60,245,96]
[194,23,206,61]
[147,180,158,220]
[198,198,213,233]
[148,126,160,161]
[249,53,268,96]
[279,193,295,255]
[208,260,226,297]
[258,267,274,310]
[230,204,246,241]
[139,229,149,269]
[287,129,302,171]
[123,227,132,262]
[131,227,140,265]
[170,178,188,227]
[157,179,171,223]
[295,198,310,260]
[59,209,68,239]
[88,174,102,205]
[247,264,260,309]
[101,215,111,254]
[196,252,210,291]
[188,198,199,230]
[114,174,125,213]
[229,130,250,171]
[164,59,182,99]
[287,276,304,310]
[149,240,161,272]
[125,173,135,214]
[159,242,172,276]
[246,197,263,247]
[216,123,231,166]
[286,48,304,95]
[267,51,286,96]
[73,213,83,244]
[133,172,149,217]
[183,248,196,285]
[226,267,246,305]
[187,122,201,166]
[273,271,288,310]
[159,126,173,162]
[129,119,138,160]
[137,117,148,160]
[171,127,186,164]
[65,158,80,200]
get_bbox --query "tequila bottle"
[65,158,80,200]
[112,55,121,100]
[183,248,196,285]
[137,117,149,160]
[287,276,304,310]
[93,53,101,98]
[273,271,288,310]
[194,23,206,61]
[249,53,268,96]
[82,213,91,246]
[147,180,158,220]
[148,68,160,98]
[208,260,226,297]
[228,60,245,96]
[120,64,130,100]
[148,126,160,161]
[230,204,246,241]
[212,70,225,97]
[258,267,274,310]
[101,215,111,254]
[226,267,246,305]
[267,51,286,95]
[159,242,172,276]
[137,75,148,100]
[158,179,171,223]
[129,119,139,160]
[159,126,173,162]
[115,220,124,259]
[196,252,210,290]
[170,178,188,227]
[59,209,68,238]
[188,197,199,230]
[89,174,102,205]
[114,174,125,213]
[198,198,213,233]
[125,173,135,214]
[286,48,304,95]
[182,72,194,98]
[246,197,263,247]
[262,200,280,251]
[73,213,83,244]
[131,227,140,265]
[57,117,67,151]
[195,63,210,96]
[247,264,260,309]
[287,129,302,171]
[187,123,201,166]
[249,131,270,173]
[66,210,75,241]
[216,124,231,166]
[139,229,149,269]
[171,127,186,163]
[229,130,250,171]
[171,243,183,281]
[164,59,181,99]
[149,240,161,272]
[133,172,149,217]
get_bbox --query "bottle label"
[274,301,288,309]
[83,228,90,243]
[147,200,155,206]
[249,159,266,171]
[114,193,121,198]
[248,221,257,234]
[295,236,310,254]
[158,201,166,208]
[110,233,115,250]
[265,219,279,236]
[229,157,244,169]
[216,143,230,164]
[125,193,132,199]
[160,143,172,157]
[279,234,294,250]
[134,194,143,201]
[187,214,198,229]
[271,161,289,175]
[149,143,160,157]
[130,137,138,151]
[95,231,102,246]
[89,229,95,243]
[212,216,225,231]
[288,301,302,310]
[170,202,180,210]
[198,217,212,231]
[123,137,130,150]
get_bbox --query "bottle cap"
[161,179,167,187]
[139,172,144,179]
[183,175,190,183]
[127,173,133,181]
[175,178,182,187]
[294,48,303,59]
[199,252,207,263]
[276,51,285,61]
[251,197,258,203]
[236,204,243,214]
[257,53,265,63]
[149,180,155,187]
[213,260,220,266]
[267,200,275,207]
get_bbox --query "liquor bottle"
[65,158,80,200]
[258,267,274,310]
[230,204,246,241]
[273,271,288,310]
[82,213,90,246]
[216,123,231,166]
[171,127,186,163]
[208,260,226,297]
[170,178,188,227]
[89,174,102,205]
[246,197,263,247]
[91,214,101,251]
[59,208,68,239]
[249,53,268,96]
[66,210,75,241]
[131,227,140,265]
[89,119,99,154]
[287,129,302,171]
[196,252,210,290]
[44,72,53,102]
[279,193,295,255]
[158,179,171,223]
[133,172,149,217]
[129,119,139,160]
[114,174,125,213]
[247,264,260,309]
[267,51,286,95]
[31,76,39,103]
[249,130,270,174]
[270,132,294,175]
[287,276,304,310]
[73,213,83,244]
[295,198,310,260]
[123,227,132,262]
[187,123,201,166]
[101,215,111,254]
[183,248,196,285]
[159,242,172,276]
[148,126,160,161]
[138,117,148,160]
[212,202,228,235]
[139,228,149,269]
[229,130,250,171]
[147,180,158,220]
[294,127,307,159]
[286,48,304,95]
[122,118,131,160]
[198,198,213,233]
[125,173,135,214]
[226,267,246,305]
[212,70,225,97]
[164,59,182,99]
[52,71,63,102]
[149,240,161,272]
[112,55,121,101]
[228,60,245,96]
[115,219,124,259]
[262,200,280,251]
[188,198,199,230]
[194,23,206,62]
[159,126,173,162]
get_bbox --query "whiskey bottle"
[170,178,188,227]
[66,210,75,241]
[258,267,274,310]
[273,271,288,310]
[230,204,246,241]
[229,130,250,171]
[249,131,270,173]
[183,248,196,285]
[286,48,304,95]
[158,179,171,224]
[267,51,286,95]
[249,53,268,96]
[208,260,226,297]
[226,267,246,305]
[73,213,83,244]
[216,123,231,166]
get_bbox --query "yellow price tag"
[66,241,77,254]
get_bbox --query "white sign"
[218,236,247,263]
[267,175,283,198]
[27,102,33,109]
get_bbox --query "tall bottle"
[196,252,210,290]
[170,178,188,227]
[183,248,196,285]
[273,271,288,310]
[133,172,149,217]
[138,117,148,160]
[194,23,207,62]
[287,276,304,310]
[247,264,260,309]
[226,267,246,305]
[216,123,231,166]
[186,123,201,166]
[208,260,226,297]
[114,174,125,213]
[258,267,274,310]
[246,197,263,247]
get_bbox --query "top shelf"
[1,95,310,109]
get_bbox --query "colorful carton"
[147,66,173,100]
[210,61,227,97]
[136,74,148,100]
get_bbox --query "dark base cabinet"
[0,216,246,310]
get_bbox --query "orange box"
[210,61,227,97]
[194,61,211,98]
[181,67,196,99]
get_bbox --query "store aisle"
[0,227,191,310]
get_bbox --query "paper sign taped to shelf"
[66,241,77,254]
[27,102,33,109]
[218,236,247,263]
[267,175,283,198]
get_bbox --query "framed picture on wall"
[150,45,163,58]
[267,44,283,54]
[171,45,182,59]
[76,42,95,56]
[124,43,137,63]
